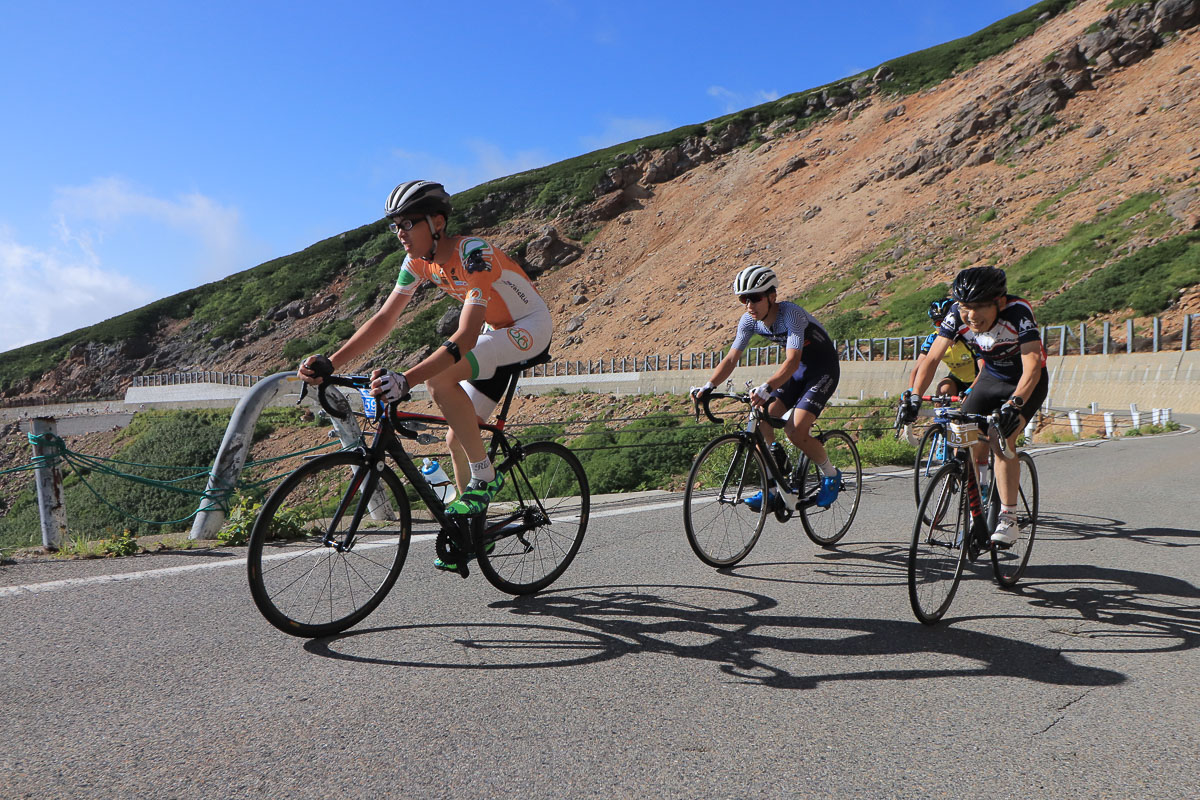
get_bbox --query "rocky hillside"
[3,0,1200,404]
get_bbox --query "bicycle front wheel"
[800,430,862,547]
[908,462,969,625]
[684,433,769,567]
[476,441,589,595]
[991,452,1038,587]
[913,424,948,507]
[247,452,411,638]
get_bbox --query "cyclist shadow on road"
[305,583,1125,691]
[1036,511,1200,548]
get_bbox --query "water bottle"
[420,458,457,504]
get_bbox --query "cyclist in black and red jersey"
[899,266,1048,546]
[691,265,842,511]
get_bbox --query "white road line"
[0,499,677,598]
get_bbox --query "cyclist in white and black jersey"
[691,265,842,511]
[900,266,1048,546]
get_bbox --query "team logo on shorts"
[508,327,533,351]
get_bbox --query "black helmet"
[927,298,953,321]
[384,180,452,219]
[950,266,1007,304]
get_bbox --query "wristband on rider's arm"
[441,340,461,363]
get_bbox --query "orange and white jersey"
[393,236,548,329]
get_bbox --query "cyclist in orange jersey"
[297,181,552,546]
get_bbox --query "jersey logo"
[1018,316,1037,333]
[462,239,493,274]
[466,287,485,304]
[507,327,533,351]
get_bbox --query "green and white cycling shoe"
[445,473,505,516]
[434,540,496,572]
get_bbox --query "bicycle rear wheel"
[247,452,411,638]
[913,424,948,507]
[908,462,969,625]
[799,430,862,547]
[991,452,1038,587]
[475,441,589,595]
[684,433,769,567]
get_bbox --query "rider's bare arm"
[299,290,412,383]
[1010,343,1044,408]
[403,302,488,386]
[910,335,951,395]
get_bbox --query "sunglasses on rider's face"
[738,292,767,304]
[388,218,418,233]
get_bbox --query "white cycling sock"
[469,457,495,483]
[976,463,990,489]
[1000,503,1017,517]
[816,458,837,478]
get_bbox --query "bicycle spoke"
[684,434,768,567]
[909,463,968,624]
[247,453,411,637]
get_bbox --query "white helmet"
[733,265,778,296]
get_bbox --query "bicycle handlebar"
[893,394,963,434]
[933,407,1014,457]
[692,391,787,429]
[298,374,412,421]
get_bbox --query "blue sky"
[0,0,1034,353]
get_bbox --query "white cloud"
[0,225,154,352]
[387,141,552,194]
[53,177,253,282]
[580,116,669,152]
[708,85,781,115]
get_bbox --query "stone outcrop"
[524,225,583,271]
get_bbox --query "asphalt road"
[1,428,1197,799]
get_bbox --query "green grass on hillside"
[1040,230,1200,320]
[875,0,1075,93]
[1005,193,1170,299]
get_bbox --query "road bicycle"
[894,393,964,506]
[907,406,1039,625]
[246,353,589,637]
[683,387,862,567]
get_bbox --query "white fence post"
[1068,411,1081,436]
[1103,412,1115,438]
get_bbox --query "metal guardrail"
[128,314,1200,385]
[131,372,264,387]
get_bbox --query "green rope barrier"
[4,432,342,528]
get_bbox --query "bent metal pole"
[188,372,366,540]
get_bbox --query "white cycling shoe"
[991,512,1021,547]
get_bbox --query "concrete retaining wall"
[3,351,1198,424]
[516,351,1200,413]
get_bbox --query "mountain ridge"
[3,0,1199,406]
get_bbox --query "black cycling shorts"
[772,363,840,418]
[962,367,1049,424]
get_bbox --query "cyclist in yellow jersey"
[297,181,552,554]
[907,298,980,400]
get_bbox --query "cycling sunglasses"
[388,218,418,233]
[738,292,767,304]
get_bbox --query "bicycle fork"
[323,459,382,552]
